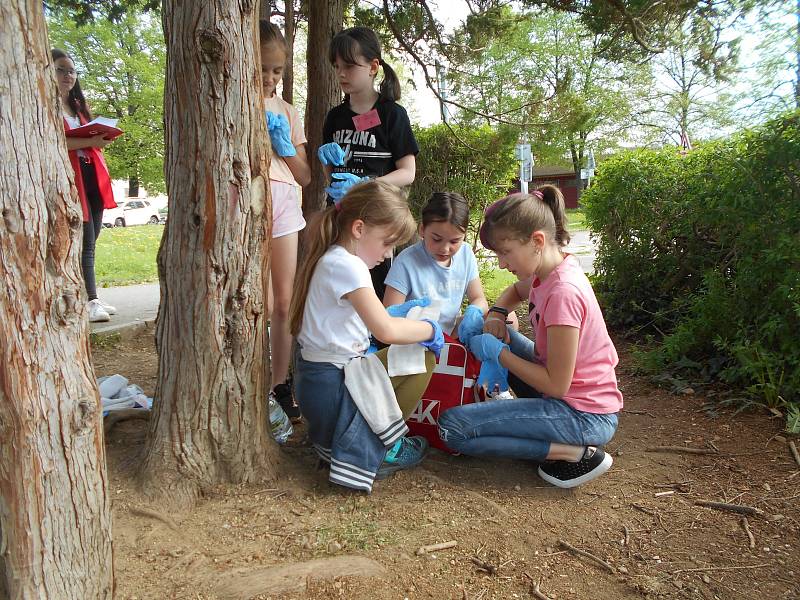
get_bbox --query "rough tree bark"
[303,0,346,216]
[138,0,276,507]
[0,1,114,598]
[282,0,295,105]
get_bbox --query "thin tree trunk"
[796,0,800,107]
[0,1,113,597]
[303,0,346,217]
[283,0,295,105]
[139,0,276,508]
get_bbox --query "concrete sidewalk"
[565,229,596,274]
[90,283,160,335]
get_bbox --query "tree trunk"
[128,175,139,197]
[303,0,346,217]
[138,0,277,508]
[283,0,295,105]
[796,0,799,107]
[0,1,114,598]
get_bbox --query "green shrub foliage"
[409,124,518,252]
[582,111,800,417]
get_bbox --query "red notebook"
[65,117,124,140]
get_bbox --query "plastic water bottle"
[268,397,293,444]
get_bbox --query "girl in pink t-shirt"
[438,185,622,489]
[259,21,311,422]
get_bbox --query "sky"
[404,2,469,126]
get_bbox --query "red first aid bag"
[406,334,485,453]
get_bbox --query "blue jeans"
[437,328,618,461]
[294,350,388,492]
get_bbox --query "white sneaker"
[98,299,117,315]
[88,299,111,322]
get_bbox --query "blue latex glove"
[318,142,346,166]
[457,305,485,346]
[366,342,379,355]
[468,333,509,364]
[325,172,368,201]
[386,296,431,318]
[420,319,444,359]
[478,360,510,393]
[265,111,296,157]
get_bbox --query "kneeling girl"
[290,181,443,492]
[438,186,622,488]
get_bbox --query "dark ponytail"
[329,27,400,102]
[421,192,470,232]
[376,59,400,102]
[50,48,91,121]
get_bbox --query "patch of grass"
[95,225,162,287]
[314,505,398,552]
[481,268,516,304]
[566,208,586,231]
[90,331,122,349]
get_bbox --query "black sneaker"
[271,382,301,422]
[375,436,429,479]
[537,447,612,488]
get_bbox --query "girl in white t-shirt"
[289,180,444,490]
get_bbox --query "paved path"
[89,230,597,336]
[90,283,160,335]
[565,229,596,274]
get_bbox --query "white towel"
[387,304,441,376]
[344,353,407,448]
[98,374,128,399]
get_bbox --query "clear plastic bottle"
[268,397,293,444]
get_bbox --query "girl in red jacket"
[52,49,118,322]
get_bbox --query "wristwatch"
[487,306,509,318]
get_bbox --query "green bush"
[410,124,518,253]
[582,111,800,428]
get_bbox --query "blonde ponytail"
[289,209,339,336]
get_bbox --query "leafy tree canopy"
[47,2,166,193]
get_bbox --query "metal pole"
[520,163,528,194]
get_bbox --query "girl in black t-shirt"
[318,26,419,296]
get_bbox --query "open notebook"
[65,116,123,140]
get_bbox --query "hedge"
[409,123,518,251]
[582,111,800,429]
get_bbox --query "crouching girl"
[290,180,444,492]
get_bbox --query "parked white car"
[102,199,161,227]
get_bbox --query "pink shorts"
[271,180,306,238]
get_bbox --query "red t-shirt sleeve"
[542,282,585,329]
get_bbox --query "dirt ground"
[93,330,800,600]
